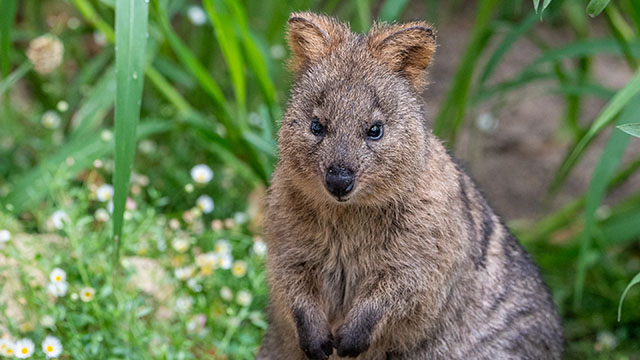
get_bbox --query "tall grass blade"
[379,0,410,22]
[617,123,640,137]
[618,272,640,321]
[551,70,640,194]
[203,0,247,120]
[587,0,611,17]
[0,62,32,96]
[355,0,372,32]
[0,0,17,79]
[573,94,640,308]
[113,0,149,263]
[433,0,502,144]
[479,11,538,87]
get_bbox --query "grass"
[1,0,640,358]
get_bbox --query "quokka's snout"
[258,11,563,360]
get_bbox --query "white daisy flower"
[94,208,110,222]
[236,290,252,307]
[79,287,95,302]
[95,184,114,202]
[190,164,213,184]
[50,210,69,230]
[41,336,62,358]
[107,200,114,214]
[41,315,55,328]
[172,238,190,253]
[218,253,233,270]
[231,260,247,278]
[49,268,66,283]
[41,111,61,129]
[252,238,267,257]
[220,286,233,301]
[196,195,214,214]
[0,229,10,244]
[214,239,231,255]
[175,266,195,281]
[0,339,14,357]
[187,5,207,26]
[47,282,68,297]
[14,338,34,358]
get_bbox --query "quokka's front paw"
[299,331,334,360]
[334,323,371,358]
[293,308,334,360]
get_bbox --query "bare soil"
[421,8,640,222]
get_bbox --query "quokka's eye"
[310,117,325,136]
[367,122,384,140]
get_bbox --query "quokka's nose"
[325,165,355,198]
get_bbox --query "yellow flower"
[79,287,95,302]
[231,260,247,278]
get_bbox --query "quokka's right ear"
[287,12,349,73]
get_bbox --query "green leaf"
[587,0,611,17]
[113,0,149,261]
[573,93,640,308]
[617,123,640,138]
[618,272,640,321]
[552,70,640,193]
[533,0,552,13]
[379,0,410,22]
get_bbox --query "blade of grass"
[573,93,640,308]
[617,123,640,137]
[152,0,236,137]
[354,0,372,32]
[587,0,611,17]
[551,70,640,194]
[0,61,32,96]
[379,0,410,22]
[479,11,538,87]
[0,0,17,79]
[618,272,640,321]
[203,0,247,123]
[225,0,278,110]
[433,0,503,145]
[112,0,149,263]
[604,4,639,70]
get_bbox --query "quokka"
[258,12,563,360]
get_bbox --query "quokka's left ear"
[368,22,436,90]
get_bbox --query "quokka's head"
[278,12,436,205]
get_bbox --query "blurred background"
[1,0,640,359]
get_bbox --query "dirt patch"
[422,9,640,222]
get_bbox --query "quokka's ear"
[368,22,436,90]
[287,12,349,73]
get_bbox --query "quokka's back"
[258,12,563,360]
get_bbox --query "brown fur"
[258,12,563,360]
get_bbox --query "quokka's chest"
[312,220,389,325]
